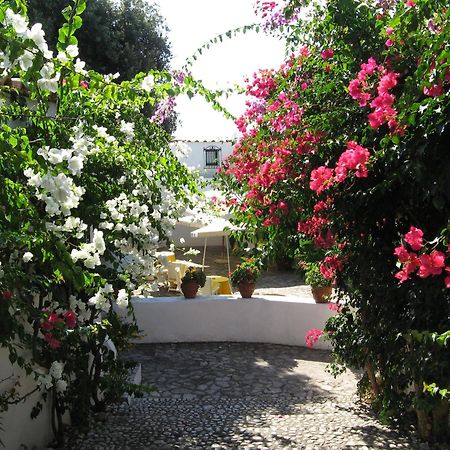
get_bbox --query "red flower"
[394,245,410,263]
[417,251,445,278]
[79,80,89,89]
[321,48,334,59]
[423,83,443,97]
[2,291,12,300]
[404,226,424,251]
[41,312,64,331]
[305,329,323,347]
[309,166,334,194]
[64,310,77,329]
[44,333,61,349]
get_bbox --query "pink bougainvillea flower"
[64,310,77,329]
[445,276,450,288]
[445,268,450,288]
[44,332,61,349]
[405,0,415,7]
[386,27,394,35]
[2,291,12,300]
[328,302,341,312]
[394,245,410,263]
[395,268,410,283]
[385,39,394,47]
[41,312,64,332]
[335,141,370,181]
[423,83,443,97]
[320,255,344,280]
[305,329,323,347]
[309,166,334,194]
[321,48,334,59]
[417,251,445,278]
[404,226,424,251]
[301,82,308,90]
[79,80,89,89]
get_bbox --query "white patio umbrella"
[190,217,240,275]
[177,215,207,228]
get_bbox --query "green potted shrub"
[305,263,332,303]
[180,267,206,299]
[230,258,261,298]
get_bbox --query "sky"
[153,0,286,140]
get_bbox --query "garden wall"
[0,347,53,450]
[131,295,334,350]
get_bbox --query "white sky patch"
[154,0,286,140]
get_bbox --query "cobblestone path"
[67,343,434,450]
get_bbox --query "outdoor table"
[167,259,208,290]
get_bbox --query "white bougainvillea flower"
[23,251,34,262]
[120,120,135,141]
[56,379,68,393]
[17,50,34,71]
[37,62,59,93]
[141,74,155,92]
[74,58,86,74]
[5,9,28,35]
[93,229,106,253]
[116,289,129,308]
[49,361,64,380]
[66,44,79,58]
[27,23,53,59]
[57,52,69,63]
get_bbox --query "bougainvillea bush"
[0,0,204,444]
[220,0,449,440]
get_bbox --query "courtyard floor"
[67,342,433,450]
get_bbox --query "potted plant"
[180,267,206,299]
[230,258,261,298]
[305,263,332,303]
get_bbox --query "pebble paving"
[66,342,442,450]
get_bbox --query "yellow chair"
[199,275,232,296]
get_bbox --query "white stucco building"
[174,139,234,179]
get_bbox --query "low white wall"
[0,347,53,450]
[132,295,334,350]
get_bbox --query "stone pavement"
[66,342,435,450]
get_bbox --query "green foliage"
[304,263,330,288]
[219,0,450,440]
[27,0,172,80]
[181,267,206,288]
[230,259,261,286]
[0,0,205,445]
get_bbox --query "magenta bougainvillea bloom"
[321,48,334,59]
[404,226,424,251]
[305,328,323,347]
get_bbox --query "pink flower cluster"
[320,255,344,280]
[268,92,304,133]
[309,141,371,194]
[394,226,450,287]
[41,310,77,349]
[305,328,323,347]
[348,58,400,130]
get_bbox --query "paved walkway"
[67,343,430,450]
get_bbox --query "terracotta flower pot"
[181,280,199,299]
[311,286,332,303]
[238,281,256,299]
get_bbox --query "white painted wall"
[0,347,53,450]
[131,294,334,350]
[177,140,234,179]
